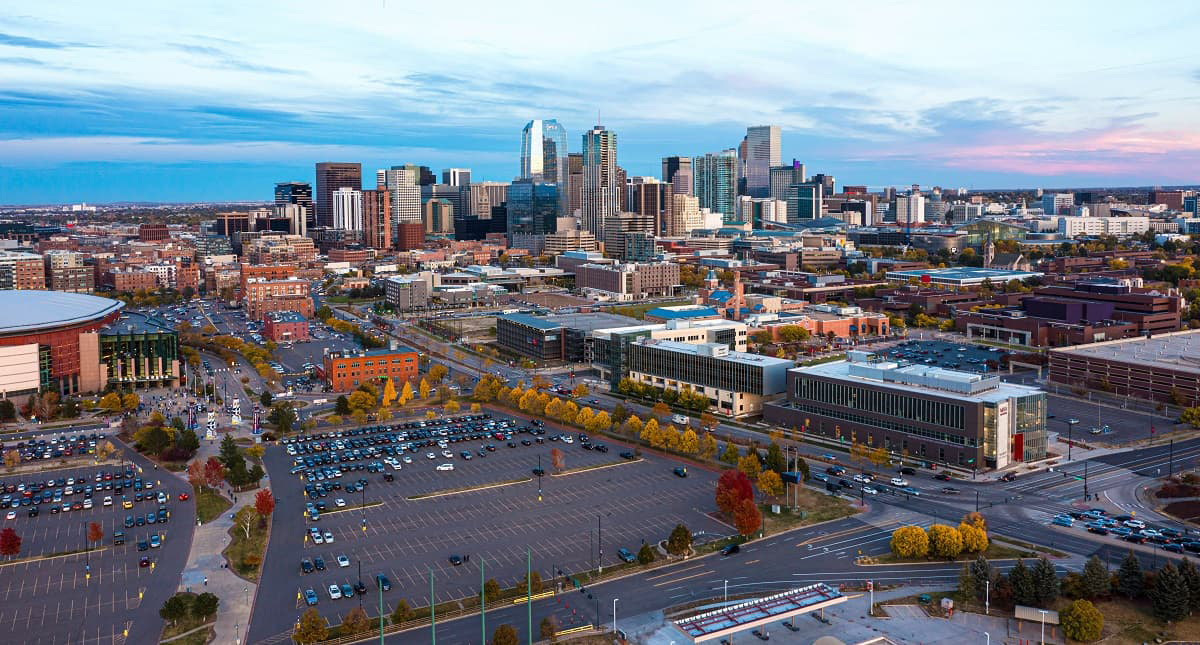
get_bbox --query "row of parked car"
[1051,509,1200,553]
[302,574,391,606]
[1,432,108,463]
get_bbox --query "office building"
[138,223,169,242]
[0,251,46,291]
[738,196,788,228]
[764,350,1048,469]
[667,194,703,236]
[384,276,430,311]
[423,199,454,236]
[786,183,824,223]
[331,187,363,231]
[895,192,926,224]
[602,212,655,261]
[544,229,598,255]
[662,156,693,199]
[769,161,806,201]
[1042,193,1074,216]
[694,150,738,222]
[741,126,781,198]
[215,211,251,238]
[315,163,362,229]
[810,173,836,197]
[275,181,314,228]
[589,318,748,385]
[243,277,312,321]
[1057,216,1150,237]
[581,125,619,236]
[465,182,509,218]
[395,222,424,251]
[263,311,310,343]
[628,178,667,234]
[520,120,568,182]
[322,348,419,392]
[576,260,681,301]
[567,152,584,217]
[626,338,790,417]
[382,167,422,243]
[361,188,392,251]
[507,179,559,237]
[442,168,471,187]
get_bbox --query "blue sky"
[1,0,1199,204]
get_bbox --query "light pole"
[985,579,989,615]
[1038,609,1048,645]
[613,598,618,635]
[1065,418,1078,461]
[724,580,728,603]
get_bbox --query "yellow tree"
[626,415,644,437]
[957,522,989,553]
[575,406,595,428]
[679,428,700,454]
[587,411,612,434]
[664,425,681,451]
[121,392,140,412]
[419,378,431,400]
[758,470,784,497]
[444,400,461,414]
[425,409,436,420]
[99,392,122,413]
[641,418,660,445]
[559,401,578,424]
[737,454,762,483]
[927,524,963,558]
[381,379,397,407]
[889,526,930,558]
[699,432,718,459]
[401,380,414,402]
[470,403,481,413]
[519,390,537,413]
[651,402,671,421]
[572,383,589,398]
[545,398,564,420]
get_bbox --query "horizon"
[2,0,1199,203]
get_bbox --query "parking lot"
[0,451,195,645]
[878,339,1011,374]
[247,412,728,643]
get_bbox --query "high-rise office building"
[810,173,836,197]
[629,178,667,234]
[567,153,584,218]
[507,179,559,237]
[382,168,422,244]
[786,183,823,223]
[603,212,655,261]
[331,187,363,231]
[666,194,702,235]
[314,163,361,229]
[465,182,509,217]
[1042,193,1074,216]
[274,181,313,228]
[895,192,926,224]
[423,200,455,236]
[442,168,471,187]
[741,126,781,198]
[693,150,739,223]
[522,119,569,217]
[769,161,806,201]
[661,156,693,196]
[422,183,465,220]
[362,188,391,251]
[581,125,619,236]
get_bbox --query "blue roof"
[708,290,732,303]
[497,313,562,331]
[646,306,719,319]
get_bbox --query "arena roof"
[0,290,124,336]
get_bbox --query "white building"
[382,167,421,225]
[895,193,925,224]
[668,193,703,235]
[1057,216,1150,237]
[1042,193,1074,216]
[332,187,363,231]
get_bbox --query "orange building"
[239,263,297,292]
[244,277,311,320]
[322,348,419,392]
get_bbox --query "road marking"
[652,570,711,587]
[645,563,706,580]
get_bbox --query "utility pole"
[430,568,436,645]
[1169,438,1174,477]
[480,556,485,645]
[379,571,384,645]
[527,547,533,645]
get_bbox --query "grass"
[158,592,215,643]
[762,485,858,534]
[873,540,1032,565]
[195,488,231,524]
[223,514,270,582]
[161,627,214,645]
[798,353,847,367]
[609,299,692,320]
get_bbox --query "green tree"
[1079,555,1110,600]
[889,526,929,558]
[666,524,692,556]
[1031,556,1060,607]
[637,542,655,565]
[1008,559,1036,606]
[268,403,297,433]
[1060,599,1103,642]
[539,615,558,642]
[192,592,219,618]
[0,399,14,422]
[957,563,976,602]
[140,425,172,456]
[490,624,519,645]
[390,599,413,625]
[218,434,241,469]
[1151,562,1190,622]
[1117,551,1144,598]
[159,594,190,625]
[970,555,992,600]
[293,607,328,644]
[335,395,351,416]
[1178,557,1200,613]
[719,442,739,465]
[765,442,786,473]
[260,391,273,408]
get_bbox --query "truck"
[671,414,689,425]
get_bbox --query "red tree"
[715,469,754,516]
[203,456,225,490]
[254,489,275,518]
[87,522,104,545]
[550,448,565,473]
[186,460,204,491]
[732,498,762,537]
[0,527,21,558]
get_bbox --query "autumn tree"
[889,525,929,558]
[732,498,762,536]
[203,457,225,491]
[651,402,670,421]
[419,378,431,400]
[254,489,275,520]
[99,392,123,413]
[294,607,328,644]
[539,615,558,641]
[957,522,988,553]
[758,470,784,497]
[491,624,519,645]
[1060,599,1103,642]
[715,469,754,516]
[679,428,700,454]
[550,448,565,473]
[381,379,397,407]
[737,454,762,483]
[719,442,740,465]
[187,460,204,491]
[3,449,19,468]
[341,607,371,634]
[699,432,718,459]
[121,392,140,412]
[87,522,104,548]
[390,599,413,624]
[927,524,963,559]
[666,524,692,556]
[0,527,21,558]
[428,364,448,383]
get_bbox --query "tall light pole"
[1066,418,1078,461]
[1038,609,1048,645]
[613,598,618,636]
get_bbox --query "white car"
[1124,519,1146,529]
[426,452,436,459]
[335,498,346,508]
[102,496,114,507]
[862,486,878,495]
[312,532,324,544]
[436,463,455,472]
[328,584,342,600]
[441,450,453,458]
[337,555,350,568]
[402,456,412,464]
[852,474,871,483]
[4,511,14,520]
[890,477,909,487]
[82,498,93,509]
[323,530,334,544]
[391,462,402,471]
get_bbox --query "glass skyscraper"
[521,119,568,216]
[506,179,559,237]
[581,125,619,236]
[693,150,738,223]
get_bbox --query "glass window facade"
[629,344,764,394]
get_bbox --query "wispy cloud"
[0,56,49,67]
[169,43,303,76]
[0,31,70,49]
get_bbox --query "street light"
[1038,609,1049,645]
[613,598,619,636]
[1065,418,1079,461]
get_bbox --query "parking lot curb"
[0,546,107,569]
[549,458,640,477]
[406,476,532,500]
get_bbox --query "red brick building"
[263,311,310,342]
[322,348,419,392]
[138,223,170,242]
[396,222,424,251]
[244,277,312,320]
[110,269,158,293]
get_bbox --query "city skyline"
[2,0,1199,203]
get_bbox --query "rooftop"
[1050,329,1200,376]
[633,338,793,367]
[100,311,175,336]
[675,584,844,639]
[266,311,307,323]
[645,305,720,319]
[0,290,124,336]
[885,267,1044,284]
[797,350,1042,403]
[327,347,418,359]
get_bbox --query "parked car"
[721,543,741,556]
[617,548,636,563]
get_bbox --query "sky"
[1,0,1199,204]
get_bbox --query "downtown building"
[740,125,781,197]
[314,163,361,229]
[693,149,738,223]
[626,338,790,418]
[580,125,620,237]
[764,350,1047,470]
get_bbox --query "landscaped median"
[549,457,641,477]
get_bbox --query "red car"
[178,493,190,501]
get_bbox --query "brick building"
[109,269,159,293]
[263,311,310,343]
[0,251,46,290]
[243,277,312,321]
[321,348,419,392]
[396,222,424,251]
[138,223,170,242]
[575,261,681,301]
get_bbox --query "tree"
[259,390,273,408]
[970,555,992,600]
[1031,556,1059,607]
[121,392,140,412]
[187,460,205,491]
[254,489,275,519]
[1151,562,1190,622]
[268,403,297,433]
[1009,559,1036,606]
[445,399,461,414]
[99,392,123,413]
[889,526,929,558]
[159,594,190,625]
[3,449,18,469]
[1060,599,1103,642]
[521,571,542,595]
[490,624,519,645]
[1117,551,1144,598]
[0,399,15,422]
[0,527,20,558]
[138,425,172,456]
[550,447,565,473]
[637,542,655,564]
[419,378,431,400]
[293,607,328,644]
[719,442,739,464]
[1178,557,1200,614]
[757,470,784,497]
[715,469,754,516]
[957,563,976,602]
[219,434,241,469]
[764,442,786,474]
[175,429,199,457]
[1080,555,1110,600]
[737,454,762,483]
[341,607,371,634]
[666,524,692,556]
[698,432,717,459]
[483,578,501,602]
[572,383,589,398]
[87,521,103,547]
[732,498,762,536]
[347,390,376,413]
[335,395,351,416]
[957,522,988,553]
[390,599,413,624]
[428,364,449,384]
[539,615,558,641]
[193,592,219,618]
[203,457,225,491]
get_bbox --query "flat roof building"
[321,347,419,392]
[1047,329,1200,407]
[886,267,1043,287]
[626,337,791,417]
[765,350,1046,469]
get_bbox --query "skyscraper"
[581,125,619,236]
[629,178,667,234]
[769,161,805,201]
[274,181,313,228]
[895,192,925,224]
[741,126,781,198]
[661,156,693,196]
[362,188,391,251]
[693,150,738,223]
[507,179,559,237]
[567,153,583,217]
[786,183,823,223]
[442,168,471,187]
[382,167,421,245]
[331,187,363,231]
[666,194,702,235]
[522,119,568,216]
[810,173,836,197]
[314,163,361,229]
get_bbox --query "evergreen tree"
[1080,555,1111,600]
[218,434,240,469]
[957,563,976,602]
[1008,559,1036,606]
[1117,551,1144,599]
[1151,563,1190,623]
[970,554,993,601]
[765,442,786,473]
[1178,557,1200,614]
[1031,556,1060,607]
